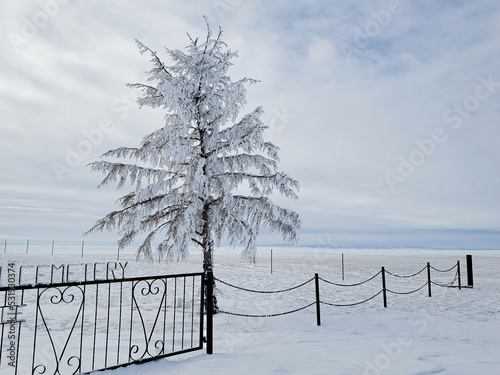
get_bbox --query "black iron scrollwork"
[130,278,167,361]
[0,272,204,374]
[33,286,84,375]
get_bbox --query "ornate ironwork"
[0,272,205,374]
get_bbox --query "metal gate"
[0,270,205,374]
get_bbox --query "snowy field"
[2,247,500,375]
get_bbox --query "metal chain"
[215,260,463,319]
[214,276,314,294]
[430,264,457,273]
[319,270,381,287]
[387,282,428,295]
[218,302,316,318]
[385,265,427,279]
[320,290,383,307]
[431,273,459,288]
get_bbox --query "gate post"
[466,255,473,288]
[314,273,321,326]
[457,260,461,290]
[206,271,214,355]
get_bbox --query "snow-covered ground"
[2,247,499,374]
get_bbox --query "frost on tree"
[86,23,301,271]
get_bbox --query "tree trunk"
[203,243,213,272]
[201,204,218,312]
[202,204,213,272]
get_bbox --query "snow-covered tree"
[86,22,300,272]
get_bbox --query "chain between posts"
[213,258,469,331]
[318,270,382,287]
[430,263,458,273]
[386,282,428,295]
[214,276,314,293]
[385,265,427,278]
[218,302,316,318]
[320,290,384,307]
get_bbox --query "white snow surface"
[2,247,499,374]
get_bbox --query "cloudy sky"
[1,0,499,250]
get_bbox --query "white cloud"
[1,0,499,249]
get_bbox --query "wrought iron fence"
[0,262,128,287]
[0,271,205,374]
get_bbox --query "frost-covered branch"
[86,21,300,267]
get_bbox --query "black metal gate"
[0,271,205,374]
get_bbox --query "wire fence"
[1,239,137,259]
[214,258,472,325]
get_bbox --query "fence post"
[427,262,432,297]
[341,253,345,281]
[51,240,55,256]
[315,273,321,326]
[26,239,29,254]
[206,271,214,355]
[457,260,461,290]
[381,267,387,308]
[466,255,473,288]
[81,241,84,258]
[271,249,273,275]
[4,239,6,253]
